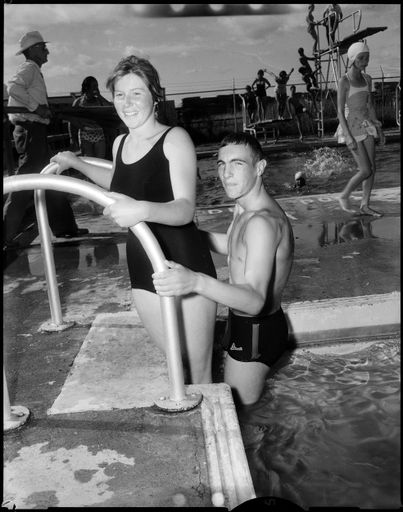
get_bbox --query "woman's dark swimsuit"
[255,81,268,98]
[222,308,292,367]
[110,128,216,292]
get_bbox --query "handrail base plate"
[38,320,75,333]
[154,392,203,412]
[4,406,31,433]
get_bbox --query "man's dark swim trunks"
[222,308,291,367]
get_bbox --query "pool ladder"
[4,159,202,431]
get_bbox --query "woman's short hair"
[219,132,265,163]
[106,55,164,103]
[81,76,97,94]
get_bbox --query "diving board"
[321,26,387,56]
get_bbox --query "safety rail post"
[34,158,114,331]
[3,367,30,432]
[3,173,202,417]
[34,170,71,331]
[396,83,401,127]
[352,10,362,33]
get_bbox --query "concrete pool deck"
[3,182,400,508]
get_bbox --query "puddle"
[4,215,399,280]
[5,242,127,278]
[294,216,400,249]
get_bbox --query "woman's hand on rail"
[152,260,197,297]
[50,151,81,174]
[102,191,149,228]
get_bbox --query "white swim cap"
[347,41,370,66]
[295,171,305,180]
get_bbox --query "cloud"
[4,4,123,34]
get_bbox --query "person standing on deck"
[306,4,319,55]
[252,69,271,122]
[4,30,88,248]
[266,68,294,120]
[287,85,313,141]
[335,41,385,215]
[323,4,343,47]
[243,85,258,124]
[69,76,111,158]
[153,132,295,407]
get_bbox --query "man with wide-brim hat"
[15,30,49,55]
[4,30,88,248]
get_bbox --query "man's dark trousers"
[4,121,79,243]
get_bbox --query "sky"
[3,3,401,106]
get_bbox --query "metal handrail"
[35,158,114,328]
[4,172,202,427]
[320,9,361,36]
[340,9,362,34]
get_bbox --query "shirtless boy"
[153,132,294,406]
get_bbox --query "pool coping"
[216,291,400,346]
[284,291,400,345]
[187,383,256,509]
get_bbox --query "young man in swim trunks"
[153,132,294,406]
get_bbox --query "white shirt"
[7,59,50,125]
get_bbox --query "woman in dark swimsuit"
[51,55,217,384]
[252,69,271,122]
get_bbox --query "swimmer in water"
[153,132,295,406]
[336,41,385,216]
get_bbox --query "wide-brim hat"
[16,31,48,55]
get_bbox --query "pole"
[4,367,30,432]
[380,66,385,125]
[232,78,237,131]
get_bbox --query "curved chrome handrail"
[4,172,201,413]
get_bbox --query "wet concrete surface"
[3,181,400,508]
[196,187,400,302]
[4,406,212,508]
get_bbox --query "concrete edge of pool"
[215,290,400,345]
[4,293,399,508]
[39,290,398,507]
[6,306,256,509]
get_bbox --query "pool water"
[238,338,400,509]
[196,142,400,206]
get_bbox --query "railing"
[396,83,401,127]
[340,9,362,34]
[4,169,202,431]
[319,9,361,45]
